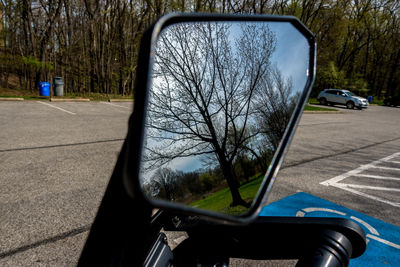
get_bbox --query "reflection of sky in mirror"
[141,21,310,184]
[141,152,206,183]
[151,22,308,95]
[229,22,309,94]
[269,22,309,93]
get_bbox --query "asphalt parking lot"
[0,101,131,266]
[268,105,400,227]
[0,101,399,266]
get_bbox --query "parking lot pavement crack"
[282,136,400,170]
[0,224,91,259]
[0,138,125,153]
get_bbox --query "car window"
[346,91,356,96]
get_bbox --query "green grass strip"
[304,104,338,111]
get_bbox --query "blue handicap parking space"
[260,192,400,266]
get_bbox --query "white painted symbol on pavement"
[320,152,400,208]
[296,207,400,250]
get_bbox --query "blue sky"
[269,22,310,93]
[228,21,310,94]
[142,21,311,182]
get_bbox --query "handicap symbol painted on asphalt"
[259,192,400,267]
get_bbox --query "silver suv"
[317,89,369,109]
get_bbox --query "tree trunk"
[386,47,400,97]
[217,150,248,207]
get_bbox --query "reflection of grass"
[189,174,264,215]
[304,104,338,111]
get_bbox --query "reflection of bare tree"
[260,69,297,150]
[247,67,298,171]
[148,168,176,201]
[144,22,276,207]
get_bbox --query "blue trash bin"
[368,96,373,103]
[38,82,50,96]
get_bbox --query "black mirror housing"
[123,13,316,225]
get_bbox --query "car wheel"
[346,101,355,109]
[320,98,327,105]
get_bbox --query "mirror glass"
[140,21,310,216]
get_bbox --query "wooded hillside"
[0,0,399,98]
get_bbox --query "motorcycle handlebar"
[170,216,366,267]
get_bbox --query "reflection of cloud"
[167,156,203,173]
[141,154,205,185]
[141,136,205,182]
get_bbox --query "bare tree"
[148,168,177,201]
[143,21,276,207]
[2,0,400,98]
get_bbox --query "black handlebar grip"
[296,229,353,267]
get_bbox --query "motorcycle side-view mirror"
[124,13,316,224]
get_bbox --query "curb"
[0,97,24,101]
[108,99,133,102]
[50,98,90,102]
[307,104,339,110]
[303,110,342,114]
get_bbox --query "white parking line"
[387,161,400,164]
[101,101,131,110]
[343,184,400,192]
[369,165,400,171]
[321,152,400,208]
[36,101,76,115]
[331,184,400,208]
[355,174,400,181]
